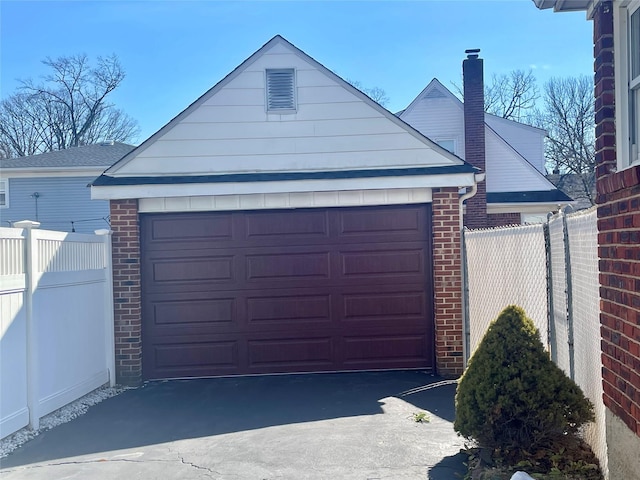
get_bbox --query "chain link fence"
[463,207,607,477]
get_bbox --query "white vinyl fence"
[463,207,608,477]
[0,221,115,439]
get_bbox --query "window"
[630,3,640,165]
[266,69,296,112]
[0,179,7,208]
[616,0,640,169]
[436,139,456,154]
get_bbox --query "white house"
[400,75,572,225]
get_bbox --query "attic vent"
[266,69,296,111]
[422,89,446,99]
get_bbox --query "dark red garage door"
[141,204,434,380]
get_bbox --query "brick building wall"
[592,1,640,476]
[109,199,143,385]
[487,213,522,228]
[432,188,464,376]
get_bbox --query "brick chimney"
[463,49,488,229]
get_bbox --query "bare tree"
[453,69,539,122]
[0,54,139,158]
[346,79,390,107]
[535,75,596,206]
[484,70,539,122]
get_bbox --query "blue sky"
[1,0,594,143]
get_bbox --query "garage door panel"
[151,297,236,326]
[141,205,434,379]
[246,252,330,282]
[152,341,238,368]
[340,248,425,278]
[246,294,331,324]
[144,213,235,246]
[151,256,235,283]
[244,210,329,240]
[342,335,428,367]
[342,291,425,321]
[337,206,423,237]
[247,337,334,371]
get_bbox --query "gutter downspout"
[459,172,485,367]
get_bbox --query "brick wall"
[487,212,521,228]
[597,168,640,437]
[110,199,143,386]
[432,188,464,376]
[594,0,640,439]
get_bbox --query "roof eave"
[533,0,591,11]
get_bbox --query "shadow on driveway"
[2,370,466,478]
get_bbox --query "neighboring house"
[535,1,640,479]
[0,142,135,233]
[399,60,572,227]
[546,172,596,210]
[91,35,482,385]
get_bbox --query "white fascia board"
[91,172,477,200]
[488,202,569,214]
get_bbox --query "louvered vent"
[422,89,447,99]
[266,69,296,111]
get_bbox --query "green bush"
[454,305,595,456]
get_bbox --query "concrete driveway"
[0,371,466,479]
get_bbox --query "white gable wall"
[485,128,556,192]
[115,42,459,177]
[400,82,556,194]
[399,94,466,159]
[485,115,546,173]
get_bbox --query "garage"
[141,204,434,379]
[92,35,478,384]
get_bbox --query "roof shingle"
[0,142,135,169]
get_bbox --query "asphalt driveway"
[0,371,466,479]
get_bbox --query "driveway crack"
[178,456,222,477]
[1,457,172,472]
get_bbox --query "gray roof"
[547,173,596,210]
[0,142,136,169]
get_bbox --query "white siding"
[114,40,458,177]
[485,129,556,192]
[486,115,546,173]
[400,96,465,158]
[138,188,433,213]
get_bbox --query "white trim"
[615,0,640,170]
[0,178,8,208]
[138,188,433,213]
[488,203,563,215]
[92,172,476,200]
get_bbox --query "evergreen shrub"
[454,305,595,457]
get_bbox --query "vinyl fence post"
[13,220,41,431]
[95,229,116,387]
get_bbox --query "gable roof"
[99,35,471,184]
[398,78,565,199]
[1,142,135,170]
